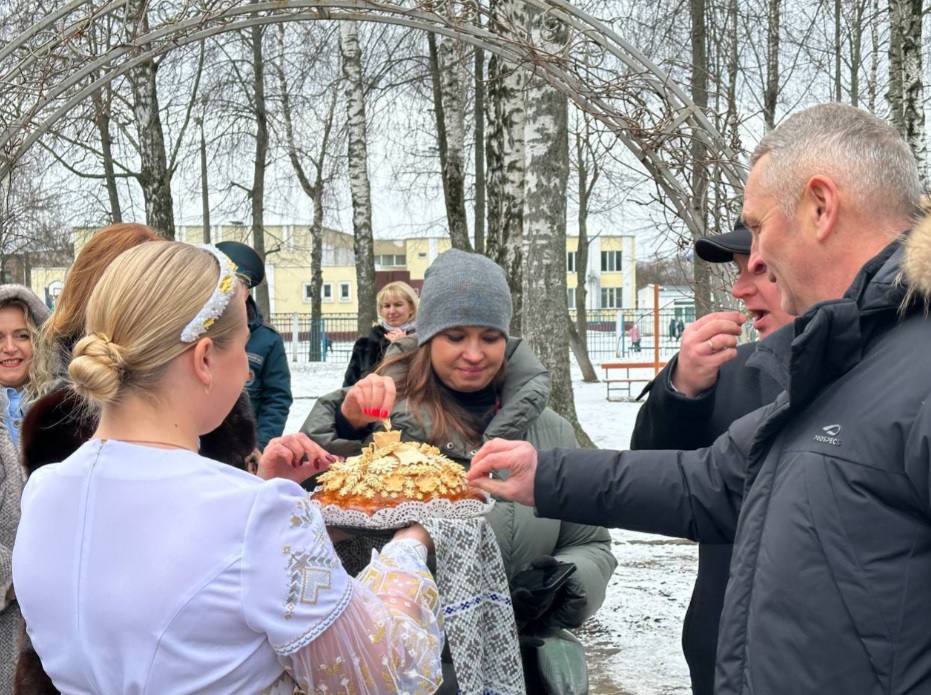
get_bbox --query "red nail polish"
[380,410,389,418]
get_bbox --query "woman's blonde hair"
[36,223,163,394]
[0,299,45,400]
[376,281,419,322]
[69,242,243,405]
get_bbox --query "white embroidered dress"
[12,440,443,695]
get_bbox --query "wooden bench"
[602,361,666,401]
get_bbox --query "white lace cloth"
[283,538,444,694]
[333,519,525,695]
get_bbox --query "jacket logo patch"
[813,424,842,446]
[247,352,264,367]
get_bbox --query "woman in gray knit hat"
[303,249,616,694]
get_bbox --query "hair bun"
[69,333,127,403]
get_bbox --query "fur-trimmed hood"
[901,211,931,303]
[0,284,50,326]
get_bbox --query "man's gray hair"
[751,103,923,220]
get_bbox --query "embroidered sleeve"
[284,538,444,694]
[241,482,443,693]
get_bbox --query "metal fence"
[269,313,359,364]
[270,306,713,365]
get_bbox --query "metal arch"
[0,0,745,234]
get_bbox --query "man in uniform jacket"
[216,241,292,450]
[469,103,931,694]
[630,222,793,695]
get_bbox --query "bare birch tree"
[521,12,593,447]
[887,0,926,179]
[340,20,378,333]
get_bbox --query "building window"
[601,250,622,272]
[418,252,427,259]
[338,282,352,302]
[375,254,406,268]
[566,251,576,273]
[322,246,355,267]
[302,283,313,303]
[322,283,334,302]
[567,287,576,308]
[601,287,622,308]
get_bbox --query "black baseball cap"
[694,221,752,264]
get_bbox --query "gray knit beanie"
[417,249,513,345]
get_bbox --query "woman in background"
[343,280,418,387]
[0,285,50,694]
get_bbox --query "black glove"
[510,556,575,632]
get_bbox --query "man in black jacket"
[468,103,931,695]
[630,222,793,695]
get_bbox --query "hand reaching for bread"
[341,373,397,428]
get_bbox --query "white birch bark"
[888,0,926,180]
[521,11,593,447]
[339,20,377,333]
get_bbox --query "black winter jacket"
[630,329,791,695]
[534,232,931,694]
[343,325,414,387]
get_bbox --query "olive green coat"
[302,337,616,629]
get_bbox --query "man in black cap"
[216,241,293,452]
[628,220,793,695]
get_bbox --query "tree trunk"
[763,0,780,131]
[690,0,712,316]
[198,116,210,243]
[486,0,527,336]
[340,21,377,333]
[428,34,471,251]
[278,25,337,361]
[887,0,926,180]
[849,0,865,106]
[250,19,271,318]
[474,44,486,255]
[834,0,842,101]
[868,0,880,110]
[573,116,599,387]
[92,85,122,223]
[521,11,593,448]
[126,0,175,239]
[568,317,598,383]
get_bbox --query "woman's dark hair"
[377,340,507,446]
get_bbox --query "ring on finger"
[707,339,716,352]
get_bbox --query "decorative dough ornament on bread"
[313,427,485,514]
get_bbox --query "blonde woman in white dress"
[12,241,443,695]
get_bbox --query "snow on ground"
[285,361,695,695]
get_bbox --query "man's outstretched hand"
[467,438,539,507]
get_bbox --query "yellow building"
[36,226,635,316]
[566,234,636,311]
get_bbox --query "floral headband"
[180,244,238,343]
